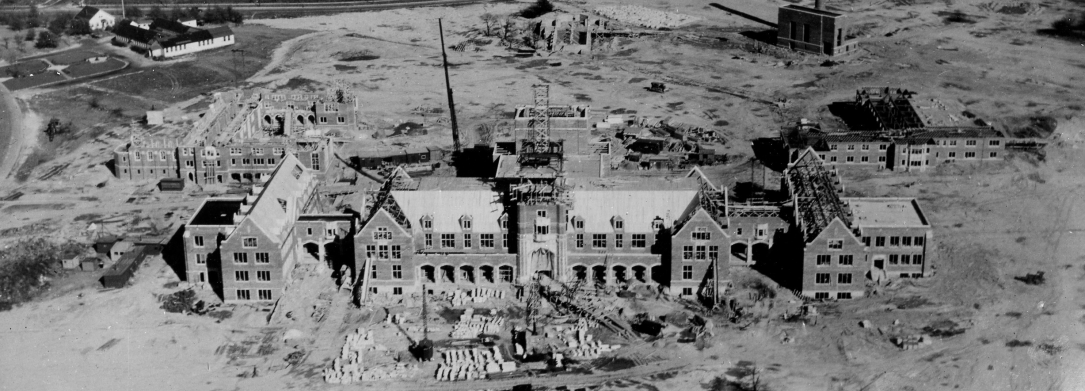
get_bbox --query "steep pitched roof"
[75,6,102,20]
[569,190,699,233]
[391,190,504,232]
[236,154,314,244]
[786,147,853,242]
[114,22,159,44]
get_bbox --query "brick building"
[781,125,1005,172]
[776,1,858,56]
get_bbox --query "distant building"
[531,13,609,53]
[74,6,116,31]
[776,1,857,56]
[112,18,234,60]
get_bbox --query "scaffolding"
[531,84,551,154]
[364,167,414,228]
[786,154,851,242]
[855,87,924,130]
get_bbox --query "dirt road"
[0,83,24,185]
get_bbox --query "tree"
[480,13,500,37]
[148,6,166,20]
[44,118,61,141]
[519,0,554,19]
[2,37,10,49]
[125,6,144,19]
[26,5,41,28]
[68,19,92,36]
[225,6,243,24]
[169,7,188,22]
[24,29,35,42]
[35,30,57,49]
[7,16,25,31]
[47,13,73,36]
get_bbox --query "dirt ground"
[2,0,1085,389]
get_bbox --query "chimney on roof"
[815,0,824,10]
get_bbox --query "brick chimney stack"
[816,0,824,9]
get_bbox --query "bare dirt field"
[1,0,1085,390]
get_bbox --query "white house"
[74,6,116,30]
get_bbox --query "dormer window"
[572,217,584,230]
[421,216,433,230]
[651,217,664,231]
[500,215,508,230]
[460,216,473,230]
[612,217,624,230]
[537,210,547,218]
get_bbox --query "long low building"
[113,18,234,59]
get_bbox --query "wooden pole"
[438,18,461,152]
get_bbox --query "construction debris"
[435,347,515,381]
[892,334,933,350]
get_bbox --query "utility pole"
[438,18,461,152]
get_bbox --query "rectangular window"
[236,290,250,300]
[965,152,976,158]
[378,245,389,259]
[573,219,583,229]
[861,156,869,163]
[257,270,271,281]
[233,253,248,264]
[502,233,508,248]
[814,292,830,299]
[500,267,513,282]
[480,234,494,248]
[828,239,843,250]
[879,156,887,162]
[847,144,855,151]
[846,156,854,163]
[575,234,584,248]
[682,287,694,296]
[830,144,838,151]
[273,148,284,156]
[815,273,830,284]
[862,237,871,246]
[365,245,376,259]
[692,228,710,241]
[888,254,899,265]
[258,289,272,300]
[195,254,205,265]
[501,218,509,230]
[948,151,957,158]
[338,116,345,123]
[252,148,263,155]
[463,233,472,248]
[422,219,432,229]
[816,254,831,266]
[391,245,402,259]
[683,246,693,260]
[311,154,320,170]
[862,144,869,151]
[709,246,719,260]
[392,265,403,279]
[243,237,258,248]
[235,271,249,282]
[989,140,1001,146]
[682,265,693,280]
[837,292,852,299]
[901,254,911,264]
[966,140,977,146]
[902,236,912,246]
[441,234,455,248]
[875,237,885,247]
[830,156,837,162]
[890,236,901,246]
[990,152,998,158]
[462,220,472,230]
[912,254,923,265]
[914,236,924,246]
[193,236,205,247]
[839,255,853,266]
[320,117,327,124]
[695,245,707,260]
[631,234,646,248]
[254,252,269,264]
[837,273,852,284]
[614,220,624,230]
[535,225,549,235]
[592,234,606,248]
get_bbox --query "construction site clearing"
[1,0,1084,390]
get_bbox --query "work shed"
[100,245,148,288]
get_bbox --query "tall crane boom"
[438,18,462,152]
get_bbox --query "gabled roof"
[671,207,726,237]
[569,190,699,233]
[786,147,853,242]
[207,26,234,38]
[114,21,159,44]
[75,6,103,20]
[236,154,314,244]
[391,190,504,232]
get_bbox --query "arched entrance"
[307,114,316,125]
[440,265,455,283]
[532,249,554,279]
[650,265,666,285]
[460,265,475,284]
[731,242,748,262]
[572,265,587,281]
[612,265,628,284]
[498,265,514,283]
[420,265,436,283]
[302,242,320,262]
[631,265,647,283]
[480,266,495,283]
[592,265,606,284]
[752,242,770,263]
[263,115,272,126]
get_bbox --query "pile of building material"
[892,334,933,350]
[448,288,506,306]
[385,312,406,324]
[450,309,507,338]
[567,337,621,359]
[323,328,375,384]
[435,347,516,381]
[359,362,420,381]
[594,5,701,29]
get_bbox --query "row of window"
[861,236,925,248]
[420,218,509,231]
[830,144,887,151]
[829,139,1000,151]
[573,233,649,249]
[816,254,853,266]
[230,252,270,264]
[183,147,284,157]
[682,245,720,261]
[227,147,285,156]
[364,245,404,260]
[235,289,273,301]
[826,155,886,163]
[423,233,508,249]
[814,272,853,285]
[887,254,923,265]
[234,270,273,282]
[812,292,853,300]
[195,237,260,249]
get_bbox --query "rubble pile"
[594,5,701,29]
[892,334,933,350]
[435,347,516,381]
[323,328,375,384]
[448,287,506,306]
[450,309,507,338]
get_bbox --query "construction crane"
[411,284,434,361]
[438,18,461,152]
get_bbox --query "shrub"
[0,238,81,310]
[160,289,198,313]
[520,0,554,19]
[35,30,57,49]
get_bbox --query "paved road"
[0,82,24,186]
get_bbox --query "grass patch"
[0,238,85,311]
[63,57,126,78]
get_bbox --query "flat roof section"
[846,198,928,227]
[190,199,244,226]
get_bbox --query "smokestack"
[815,0,824,10]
